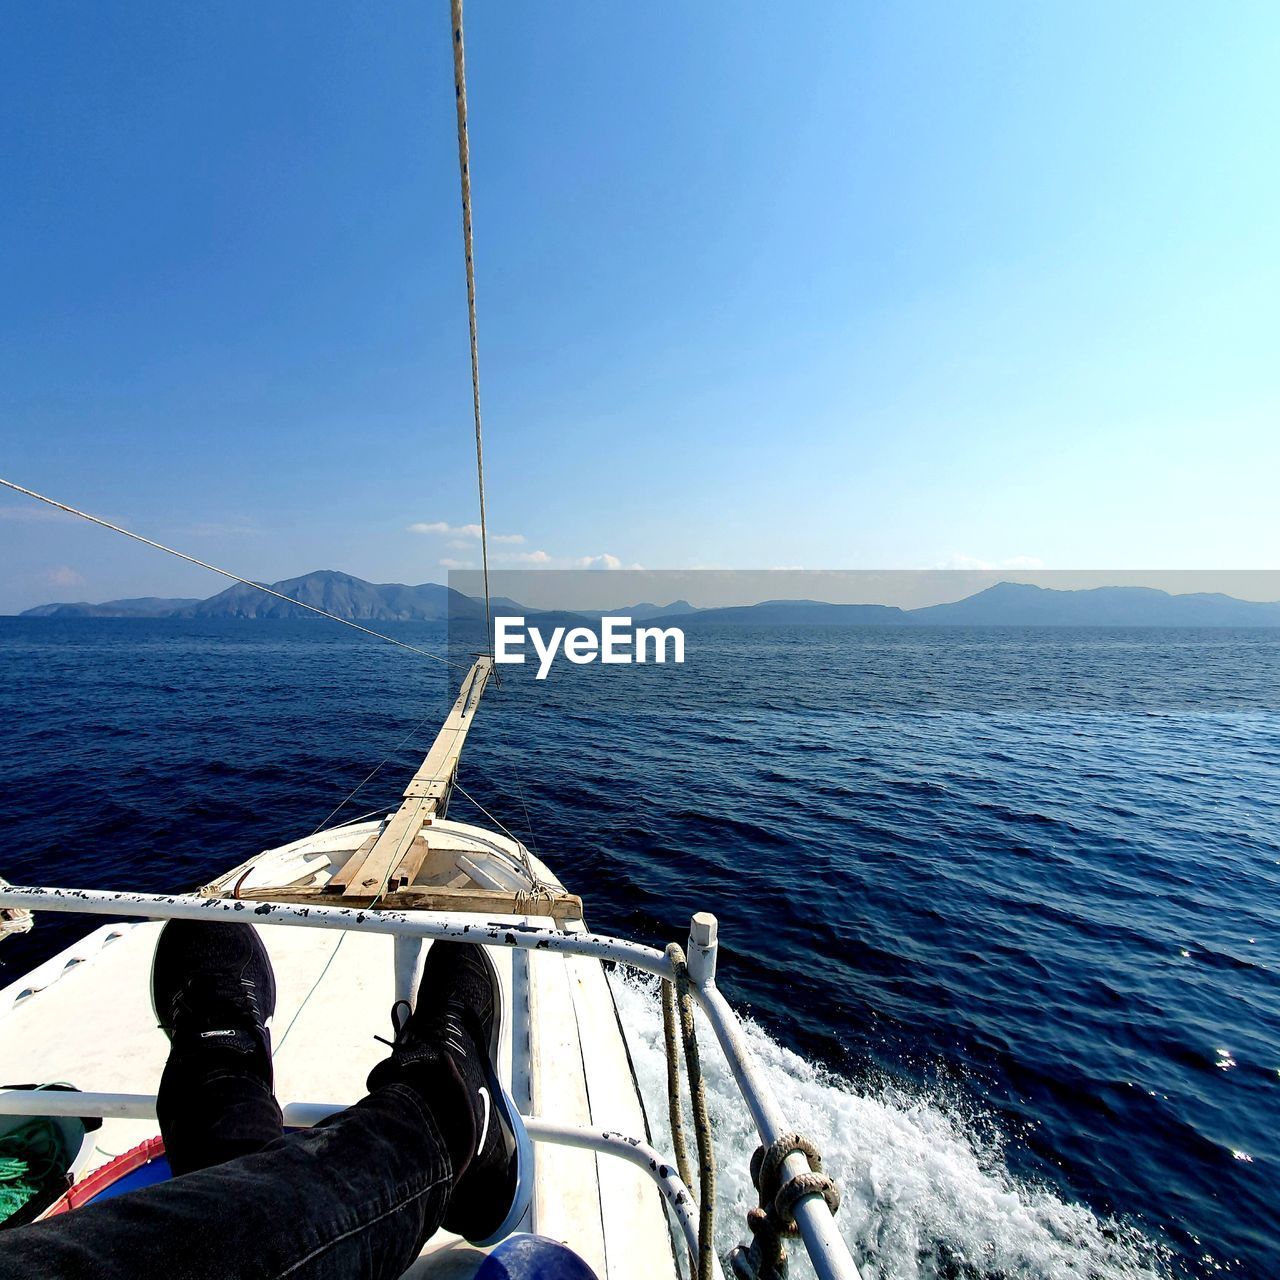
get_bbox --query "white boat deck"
[0,816,679,1279]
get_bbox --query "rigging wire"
[495,717,543,864]
[451,779,541,888]
[308,700,451,836]
[272,931,348,1058]
[4,10,498,675]
[449,0,494,659]
[282,696,451,1053]
[445,4,551,863]
[6,11,550,902]
[451,780,525,851]
[0,477,468,672]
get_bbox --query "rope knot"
[732,1132,840,1277]
[731,1206,790,1279]
[773,1169,841,1232]
[750,1131,839,1227]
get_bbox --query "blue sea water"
[0,618,1276,1277]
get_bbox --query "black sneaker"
[369,940,532,1246]
[150,919,277,1074]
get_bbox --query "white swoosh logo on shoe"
[477,1085,492,1152]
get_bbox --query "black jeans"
[0,1061,455,1279]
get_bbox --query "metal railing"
[0,1087,717,1276]
[0,885,860,1280]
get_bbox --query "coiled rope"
[731,1134,841,1280]
[0,1117,70,1221]
[663,943,717,1280]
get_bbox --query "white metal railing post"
[685,911,718,986]
[393,935,425,1006]
[685,919,862,1280]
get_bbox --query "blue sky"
[2,2,1277,611]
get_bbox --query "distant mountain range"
[21,571,481,622]
[21,595,205,618]
[906,581,1280,626]
[16,570,1280,626]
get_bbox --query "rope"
[452,780,544,891]
[662,972,696,1203]
[449,0,494,659]
[0,478,469,671]
[732,1132,841,1279]
[495,717,544,865]
[665,943,716,1280]
[282,701,452,1052]
[272,932,348,1057]
[0,1117,70,1221]
[308,700,452,836]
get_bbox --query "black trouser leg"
[0,1083,454,1280]
[156,1046,285,1175]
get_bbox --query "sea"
[0,618,1276,1278]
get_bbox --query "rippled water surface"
[1,619,1276,1277]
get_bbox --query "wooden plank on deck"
[340,658,492,898]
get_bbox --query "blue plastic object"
[475,1233,600,1279]
[83,1153,173,1203]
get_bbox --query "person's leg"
[0,1081,458,1280]
[151,920,284,1173]
[0,931,528,1280]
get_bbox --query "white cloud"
[576,554,619,570]
[934,553,1045,571]
[410,521,481,537]
[442,548,553,571]
[572,554,644,571]
[409,521,524,544]
[437,545,640,572]
[45,566,86,588]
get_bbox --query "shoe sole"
[458,943,534,1248]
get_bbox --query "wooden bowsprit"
[328,656,492,898]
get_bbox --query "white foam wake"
[610,974,1169,1280]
